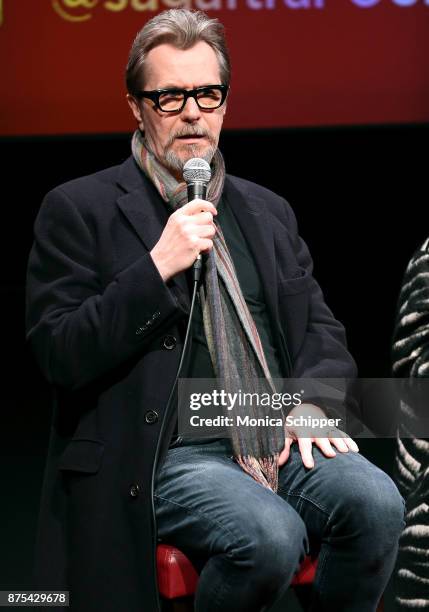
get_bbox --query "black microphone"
[182,158,212,282]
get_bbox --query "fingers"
[185,235,214,256]
[315,437,337,458]
[279,437,293,467]
[339,436,359,453]
[150,199,217,281]
[170,202,216,250]
[175,200,217,242]
[192,211,216,225]
[297,438,315,469]
[286,428,360,471]
[199,238,214,253]
[325,430,359,454]
[281,423,360,472]
[182,199,217,217]
[328,435,349,453]
[187,222,216,239]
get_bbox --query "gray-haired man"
[26,9,405,611]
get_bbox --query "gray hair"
[126,9,231,95]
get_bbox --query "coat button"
[145,410,159,424]
[129,483,140,498]
[162,335,176,350]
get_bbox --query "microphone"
[183,158,212,282]
[183,157,211,201]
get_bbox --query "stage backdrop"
[0,0,428,135]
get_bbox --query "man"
[26,8,405,612]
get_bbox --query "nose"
[181,95,202,121]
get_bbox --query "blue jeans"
[154,438,406,611]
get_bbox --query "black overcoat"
[25,155,357,611]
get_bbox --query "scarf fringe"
[235,453,279,493]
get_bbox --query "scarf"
[132,129,285,492]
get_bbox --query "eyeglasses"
[135,84,229,113]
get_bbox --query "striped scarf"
[392,238,429,610]
[132,129,285,492]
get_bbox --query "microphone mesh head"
[183,158,211,184]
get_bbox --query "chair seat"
[157,544,317,600]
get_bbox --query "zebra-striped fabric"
[392,238,429,610]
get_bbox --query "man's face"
[127,41,227,180]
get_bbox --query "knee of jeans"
[230,506,308,583]
[339,468,406,541]
[371,475,406,536]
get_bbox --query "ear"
[221,90,229,116]
[126,94,144,130]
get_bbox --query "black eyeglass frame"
[135,84,229,113]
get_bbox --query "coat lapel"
[114,159,279,318]
[223,177,279,324]
[115,157,191,308]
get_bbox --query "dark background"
[1,123,427,607]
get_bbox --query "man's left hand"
[279,403,359,469]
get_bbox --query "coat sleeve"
[279,199,360,429]
[282,199,357,380]
[25,187,187,390]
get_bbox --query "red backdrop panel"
[0,0,428,135]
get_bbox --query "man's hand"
[279,403,359,469]
[150,199,217,282]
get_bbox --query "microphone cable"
[150,265,201,612]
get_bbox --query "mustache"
[165,126,215,148]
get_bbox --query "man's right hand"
[150,199,217,282]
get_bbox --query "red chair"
[157,544,317,611]
[157,544,385,611]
